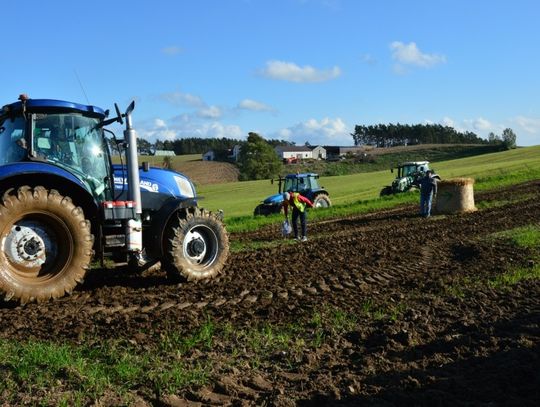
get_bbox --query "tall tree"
[501,128,517,149]
[237,132,282,181]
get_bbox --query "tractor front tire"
[380,186,393,197]
[165,207,229,282]
[253,204,267,216]
[313,193,331,208]
[0,186,93,303]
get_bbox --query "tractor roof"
[2,98,106,118]
[400,161,429,166]
[285,173,319,179]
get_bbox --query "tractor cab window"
[0,116,27,164]
[32,113,111,198]
[308,176,319,190]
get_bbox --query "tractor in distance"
[0,95,229,304]
[379,160,440,196]
[254,173,331,216]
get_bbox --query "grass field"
[197,145,540,220]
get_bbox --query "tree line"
[351,123,487,147]
[137,136,293,158]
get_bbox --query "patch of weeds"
[490,224,540,248]
[488,265,540,289]
[445,285,467,298]
[387,302,408,322]
[149,360,209,396]
[330,308,357,332]
[359,299,406,322]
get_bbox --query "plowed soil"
[1,181,539,406]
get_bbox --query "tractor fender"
[144,197,198,259]
[0,162,100,218]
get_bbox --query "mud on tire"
[0,186,93,303]
[165,207,229,281]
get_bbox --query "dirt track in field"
[1,181,539,406]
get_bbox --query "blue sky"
[2,0,539,146]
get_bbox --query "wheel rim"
[2,213,73,282]
[182,224,219,268]
[315,198,329,208]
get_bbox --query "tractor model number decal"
[114,177,159,193]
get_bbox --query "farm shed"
[275,145,313,160]
[309,145,327,160]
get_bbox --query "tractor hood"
[113,165,196,199]
[263,193,284,206]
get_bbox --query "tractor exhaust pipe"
[123,102,143,253]
[123,101,142,216]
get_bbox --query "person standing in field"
[282,191,314,242]
[419,170,438,217]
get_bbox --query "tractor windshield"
[400,165,419,177]
[283,175,318,193]
[32,113,111,198]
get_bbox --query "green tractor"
[254,173,331,216]
[380,161,439,196]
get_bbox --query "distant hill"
[142,144,503,185]
[286,144,504,177]
[172,160,239,186]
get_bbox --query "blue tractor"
[0,95,229,303]
[254,173,331,216]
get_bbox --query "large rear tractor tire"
[313,193,331,208]
[165,207,229,282]
[0,186,93,303]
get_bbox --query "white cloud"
[161,46,183,56]
[154,118,167,128]
[425,115,538,146]
[461,117,497,134]
[390,41,446,72]
[160,91,204,107]
[513,116,540,134]
[472,117,492,131]
[274,117,350,145]
[238,99,274,112]
[361,53,377,65]
[197,105,223,119]
[440,117,455,128]
[136,115,243,143]
[260,60,341,83]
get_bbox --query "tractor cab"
[396,161,429,179]
[0,97,113,200]
[282,173,321,195]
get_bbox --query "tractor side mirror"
[142,161,150,172]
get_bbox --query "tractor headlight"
[174,175,195,198]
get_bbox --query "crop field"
[199,145,540,219]
[0,148,539,405]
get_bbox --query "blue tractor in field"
[254,173,331,216]
[0,95,229,303]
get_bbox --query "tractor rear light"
[102,201,137,220]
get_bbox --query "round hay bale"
[434,178,476,214]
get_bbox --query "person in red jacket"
[282,191,314,242]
